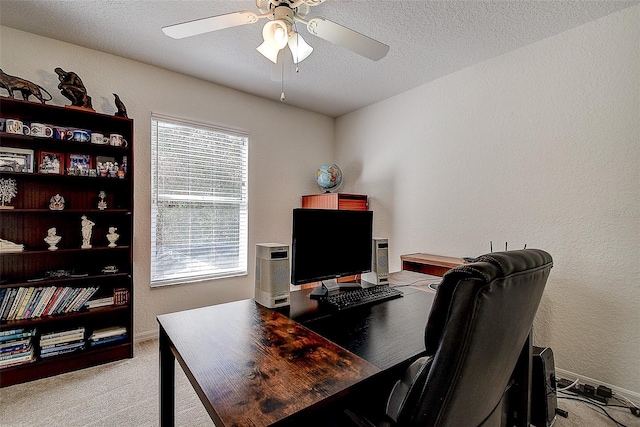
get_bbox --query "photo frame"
[39,151,64,174]
[67,153,93,174]
[0,147,35,173]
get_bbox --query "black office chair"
[346,249,553,427]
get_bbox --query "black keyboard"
[323,285,403,311]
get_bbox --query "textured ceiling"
[1,1,637,117]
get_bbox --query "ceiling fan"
[162,0,390,66]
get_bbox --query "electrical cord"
[557,377,580,392]
[557,377,640,418]
[391,279,441,289]
[558,395,628,427]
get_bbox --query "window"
[151,115,248,286]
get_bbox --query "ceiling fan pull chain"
[281,58,286,102]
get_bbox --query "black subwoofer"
[532,346,557,427]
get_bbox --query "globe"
[316,163,343,192]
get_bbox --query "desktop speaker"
[255,243,290,308]
[531,346,558,427]
[362,237,389,285]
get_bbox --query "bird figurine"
[113,93,128,118]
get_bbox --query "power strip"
[557,378,608,404]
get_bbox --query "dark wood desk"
[158,271,440,427]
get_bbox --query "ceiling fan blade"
[162,11,259,39]
[306,17,389,61]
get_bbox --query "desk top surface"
[157,271,440,427]
[158,299,380,427]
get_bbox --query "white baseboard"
[134,329,158,344]
[556,367,640,406]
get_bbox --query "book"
[114,288,129,305]
[32,286,56,318]
[0,349,35,367]
[0,337,31,351]
[65,287,90,313]
[40,332,84,347]
[41,287,63,317]
[40,338,84,350]
[1,288,18,320]
[40,340,84,354]
[40,345,84,358]
[89,335,127,346]
[14,287,35,319]
[0,329,36,342]
[67,287,98,313]
[22,287,43,319]
[0,327,23,338]
[85,296,114,309]
[40,326,84,341]
[0,288,8,317]
[48,287,73,315]
[6,287,27,320]
[0,344,31,357]
[90,326,127,340]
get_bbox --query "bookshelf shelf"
[0,98,134,387]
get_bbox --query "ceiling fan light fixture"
[256,41,280,63]
[262,20,289,49]
[288,32,313,63]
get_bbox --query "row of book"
[0,326,128,369]
[0,328,36,368]
[0,286,101,321]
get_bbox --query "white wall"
[336,6,639,395]
[0,26,334,337]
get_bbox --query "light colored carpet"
[0,339,637,426]
[0,339,213,427]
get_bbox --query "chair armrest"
[385,356,434,423]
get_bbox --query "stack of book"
[40,327,85,358]
[0,328,36,369]
[0,286,99,321]
[84,295,114,309]
[89,326,128,347]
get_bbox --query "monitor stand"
[309,279,363,299]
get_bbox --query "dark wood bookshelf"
[0,98,134,387]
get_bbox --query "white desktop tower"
[255,243,290,308]
[362,238,389,285]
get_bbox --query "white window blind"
[151,115,248,286]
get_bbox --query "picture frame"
[67,153,93,174]
[0,147,35,173]
[38,151,64,174]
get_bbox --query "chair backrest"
[387,249,553,427]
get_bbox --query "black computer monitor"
[291,208,373,288]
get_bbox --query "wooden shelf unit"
[301,193,368,211]
[0,98,134,387]
[400,253,466,277]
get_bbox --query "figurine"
[0,69,52,104]
[44,227,62,251]
[102,265,119,274]
[80,215,95,249]
[0,178,17,209]
[0,238,24,253]
[54,67,93,109]
[106,227,119,248]
[113,93,128,118]
[98,191,107,210]
[49,193,65,211]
